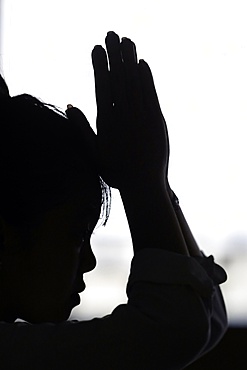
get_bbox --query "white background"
[1,0,247,324]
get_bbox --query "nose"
[80,238,96,273]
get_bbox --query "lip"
[74,281,86,294]
[70,282,86,307]
[78,284,86,294]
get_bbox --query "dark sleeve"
[126,249,228,367]
[0,249,227,370]
[190,254,228,358]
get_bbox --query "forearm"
[120,181,189,256]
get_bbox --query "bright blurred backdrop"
[1,0,247,324]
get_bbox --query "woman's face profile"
[0,192,100,324]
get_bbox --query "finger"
[121,37,143,114]
[105,31,127,108]
[66,106,97,161]
[138,60,163,119]
[121,37,137,65]
[139,60,169,159]
[91,45,112,131]
[66,105,90,126]
[105,31,122,68]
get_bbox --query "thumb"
[66,105,97,162]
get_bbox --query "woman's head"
[0,75,110,323]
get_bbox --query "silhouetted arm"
[0,32,228,370]
[66,32,227,368]
[91,31,227,364]
[92,32,189,256]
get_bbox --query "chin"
[2,314,17,323]
[17,304,73,324]
[13,295,79,324]
[23,313,70,324]
[33,309,72,324]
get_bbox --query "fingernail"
[122,37,131,42]
[67,104,73,109]
[107,31,119,38]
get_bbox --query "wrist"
[119,176,170,198]
[119,180,189,255]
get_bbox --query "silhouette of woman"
[0,31,227,369]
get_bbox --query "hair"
[0,75,111,239]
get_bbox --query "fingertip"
[105,31,120,45]
[66,106,88,122]
[65,104,73,116]
[106,31,118,37]
[121,37,132,43]
[139,59,148,66]
[92,45,104,59]
[139,59,153,76]
[92,45,103,52]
